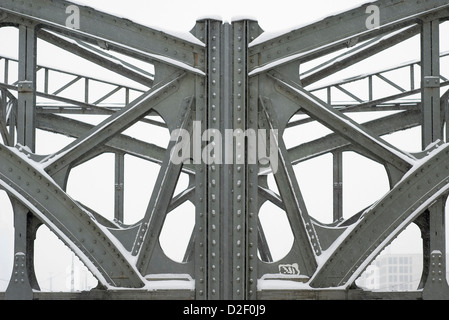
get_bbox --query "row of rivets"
[208,20,221,299]
[233,21,246,299]
[10,253,27,285]
[246,20,261,299]
[429,251,446,284]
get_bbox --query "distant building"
[357,253,449,291]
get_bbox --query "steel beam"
[40,72,184,183]
[205,20,223,300]
[5,201,34,300]
[34,113,196,174]
[0,88,15,146]
[259,97,320,275]
[114,152,125,223]
[332,151,343,223]
[6,21,38,300]
[0,144,145,289]
[17,23,36,152]
[189,20,208,300]
[288,109,422,165]
[231,19,262,300]
[418,19,449,299]
[2,2,449,301]
[310,143,449,288]
[37,30,154,88]
[300,25,421,87]
[421,19,442,149]
[133,97,194,276]
[0,0,205,73]
[249,0,449,74]
[272,74,415,173]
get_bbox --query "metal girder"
[307,51,449,111]
[271,73,415,173]
[37,30,155,88]
[2,1,449,301]
[17,23,36,152]
[35,113,194,174]
[421,20,442,148]
[0,0,206,73]
[0,144,145,288]
[300,25,422,87]
[0,88,15,146]
[133,97,194,275]
[310,143,449,291]
[259,97,320,275]
[249,0,449,74]
[288,109,422,165]
[0,53,147,114]
[40,72,184,182]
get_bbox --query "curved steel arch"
[0,0,449,300]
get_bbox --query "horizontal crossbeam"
[0,0,206,73]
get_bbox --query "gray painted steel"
[0,0,449,300]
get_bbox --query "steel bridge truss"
[1,0,449,300]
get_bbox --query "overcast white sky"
[1,0,448,292]
[71,0,373,34]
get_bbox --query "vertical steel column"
[191,20,208,300]
[421,19,441,149]
[5,23,38,300]
[420,18,449,300]
[231,19,261,300]
[332,151,343,223]
[222,21,233,300]
[246,20,262,300]
[192,18,262,300]
[422,198,449,299]
[17,23,37,152]
[192,19,224,300]
[206,19,222,300]
[114,152,125,223]
[5,201,34,300]
[231,20,248,300]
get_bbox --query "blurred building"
[358,253,449,291]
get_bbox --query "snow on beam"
[0,0,205,73]
[300,25,421,87]
[271,73,416,173]
[40,72,185,178]
[0,144,146,288]
[134,98,195,276]
[259,97,320,276]
[35,113,195,175]
[38,30,154,88]
[310,143,449,288]
[288,109,421,165]
[249,0,449,75]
